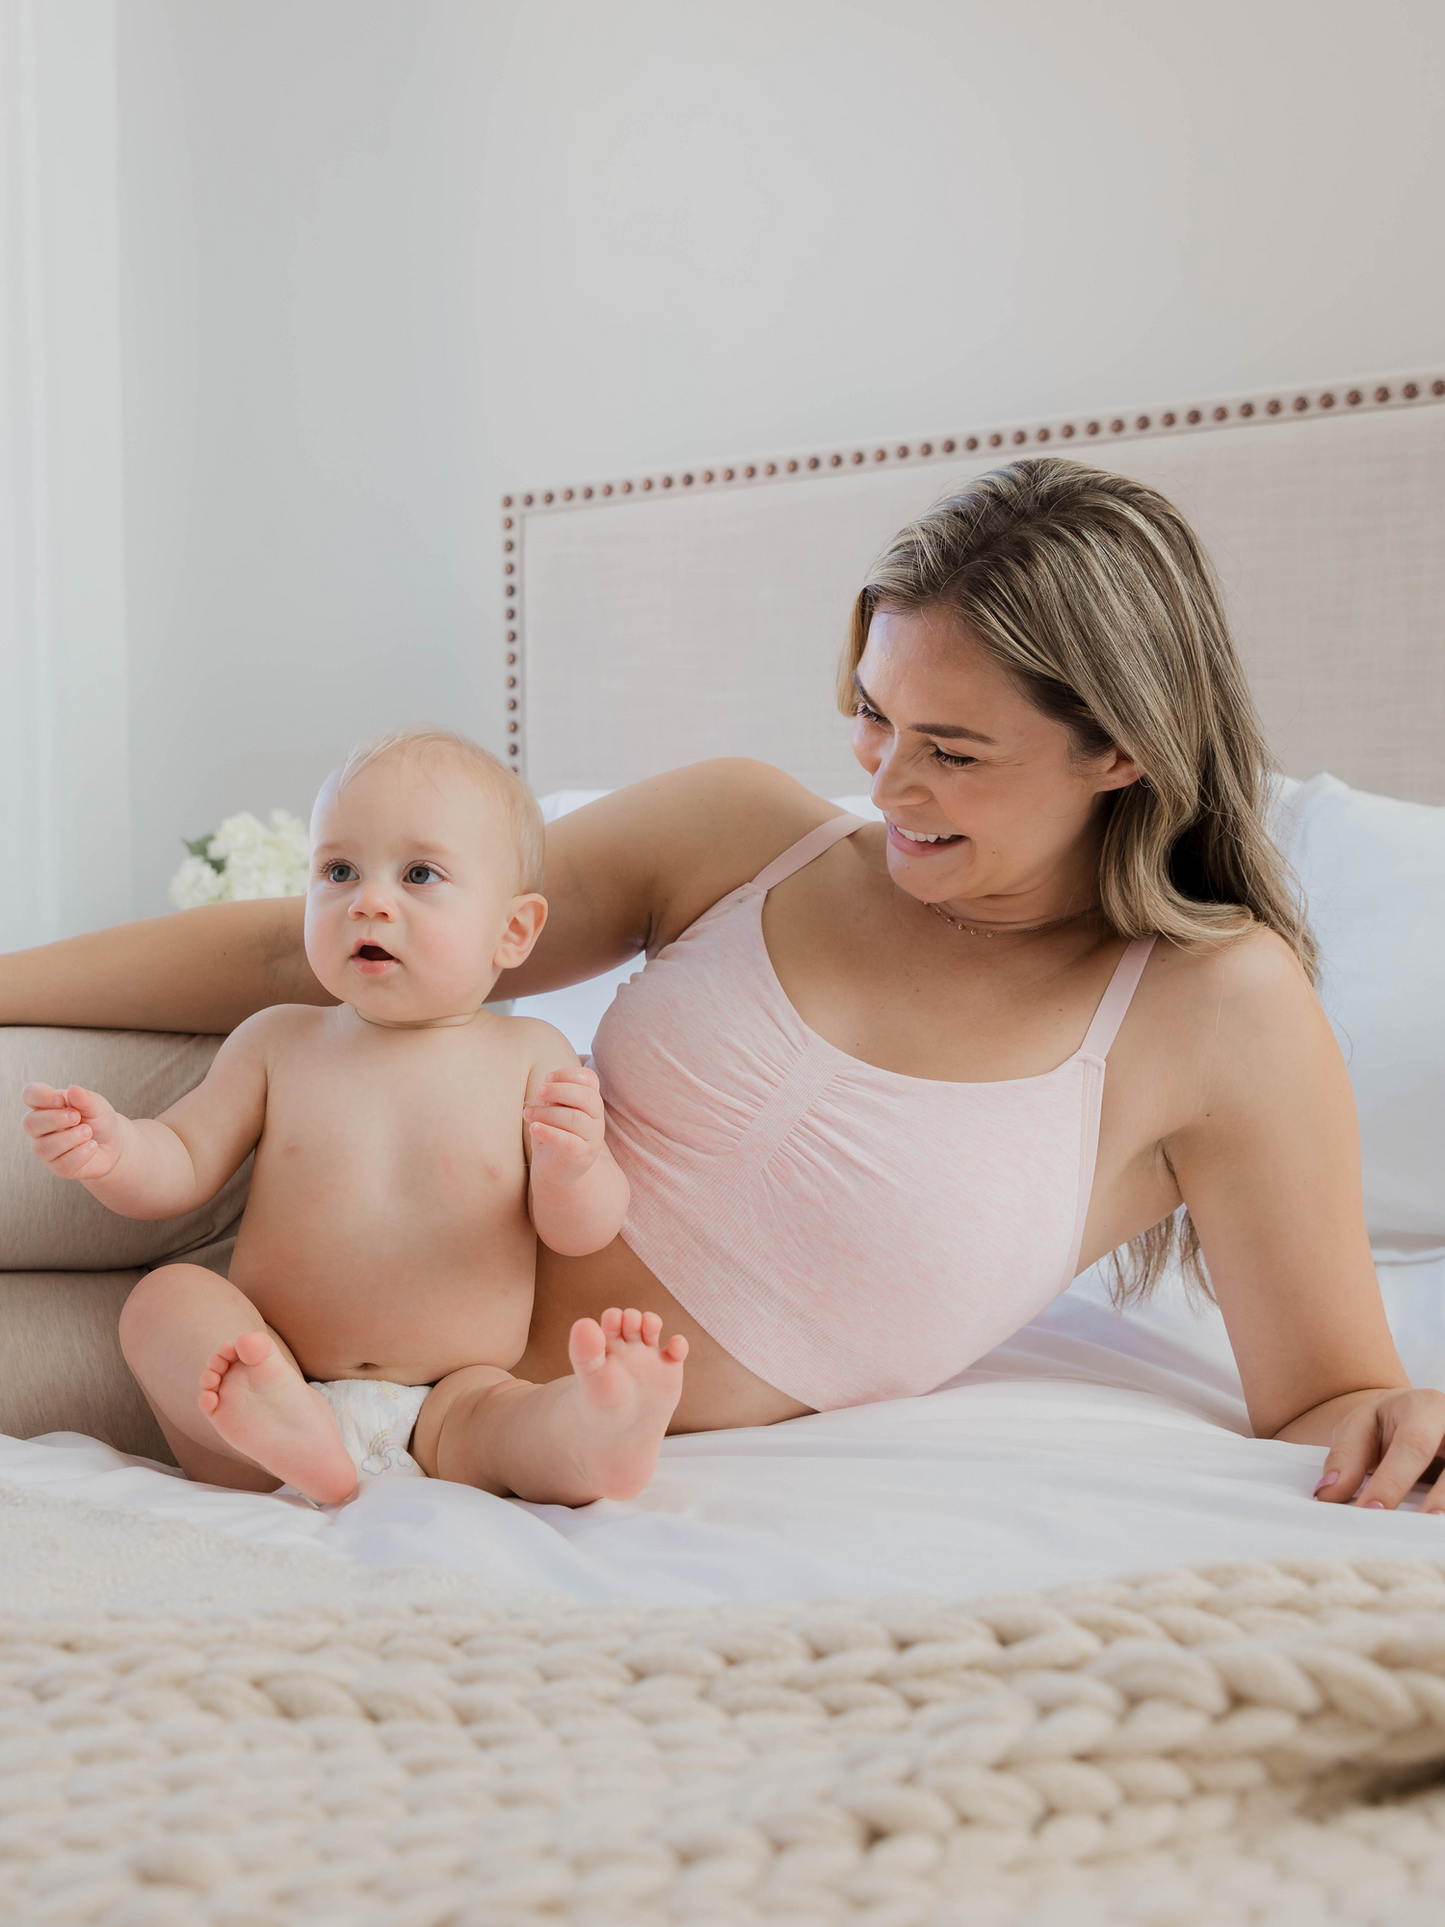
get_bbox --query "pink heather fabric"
[592,814,1156,1411]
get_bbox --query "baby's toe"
[568,1316,608,1374]
[620,1308,643,1341]
[599,1307,624,1339]
[640,1311,663,1346]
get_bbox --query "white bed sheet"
[6,1254,1444,1605]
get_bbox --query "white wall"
[117,0,496,919]
[0,0,130,949]
[484,0,1445,477]
[12,0,1445,929]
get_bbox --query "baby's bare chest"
[252,1038,529,1227]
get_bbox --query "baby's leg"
[118,1264,356,1504]
[412,1308,687,1503]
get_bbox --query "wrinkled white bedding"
[6,1253,1444,1605]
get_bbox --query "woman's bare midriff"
[518,1238,813,1433]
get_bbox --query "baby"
[21,726,686,1505]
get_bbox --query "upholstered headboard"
[501,372,1445,805]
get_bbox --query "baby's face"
[304,754,542,1025]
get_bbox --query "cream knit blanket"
[6,1486,1445,1925]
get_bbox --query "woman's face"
[851,603,1142,916]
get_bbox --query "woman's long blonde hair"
[839,455,1313,1300]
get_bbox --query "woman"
[6,457,1441,1509]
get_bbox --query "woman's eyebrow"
[852,671,998,745]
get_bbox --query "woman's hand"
[1312,1387,1445,1512]
[22,1081,127,1181]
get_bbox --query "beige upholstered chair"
[0,1027,251,1460]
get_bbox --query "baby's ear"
[493,893,548,970]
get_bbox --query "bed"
[3,369,1444,1926]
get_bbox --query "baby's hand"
[21,1082,125,1181]
[524,1067,608,1188]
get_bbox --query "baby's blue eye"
[325,862,357,883]
[405,864,439,885]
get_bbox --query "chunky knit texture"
[9,1552,1445,1925]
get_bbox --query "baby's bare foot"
[199,1331,357,1505]
[564,1307,687,1500]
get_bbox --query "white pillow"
[537,790,611,824]
[1273,774,1445,1244]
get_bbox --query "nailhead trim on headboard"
[499,371,1445,770]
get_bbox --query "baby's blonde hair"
[335,725,545,891]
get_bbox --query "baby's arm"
[21,1011,274,1219]
[522,1036,629,1258]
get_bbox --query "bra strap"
[752,813,869,890]
[1079,936,1157,1059]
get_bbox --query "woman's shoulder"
[638,757,841,838]
[1147,920,1311,1006]
[1140,921,1327,1083]
[550,760,849,947]
[1108,922,1335,1157]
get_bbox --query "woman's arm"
[1162,928,1437,1504]
[496,759,836,998]
[0,760,833,1032]
[0,899,322,1034]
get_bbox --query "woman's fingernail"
[1363,1500,1385,1509]
[1313,1472,1340,1494]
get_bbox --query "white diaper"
[310,1378,431,1480]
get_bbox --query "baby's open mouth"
[354,943,396,963]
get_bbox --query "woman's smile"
[887,821,965,854]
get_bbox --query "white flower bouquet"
[168,810,311,908]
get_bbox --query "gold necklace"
[925,900,1102,939]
